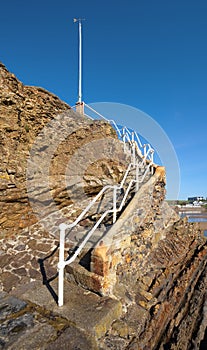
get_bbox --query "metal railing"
[58,104,155,306]
[72,103,154,164]
[58,160,153,306]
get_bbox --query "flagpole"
[78,19,82,102]
[74,18,85,114]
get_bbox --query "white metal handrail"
[62,184,114,234]
[58,104,155,306]
[72,103,154,164]
[58,209,110,307]
[58,163,135,243]
[84,103,155,164]
[58,160,153,306]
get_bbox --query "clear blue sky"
[0,0,207,199]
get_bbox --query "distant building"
[188,196,204,204]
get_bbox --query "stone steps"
[10,279,122,349]
[61,164,154,288]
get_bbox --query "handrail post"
[131,132,136,167]
[113,186,117,224]
[58,223,66,307]
[143,144,147,161]
[151,150,154,164]
[133,142,136,167]
[136,162,139,192]
[151,150,154,174]
[122,127,126,153]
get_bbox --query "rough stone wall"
[0,62,69,234]
[0,63,127,237]
[66,167,207,349]
[76,167,178,295]
[96,171,207,349]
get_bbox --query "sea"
[188,218,207,237]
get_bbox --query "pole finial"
[73,18,85,23]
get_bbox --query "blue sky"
[0,0,207,199]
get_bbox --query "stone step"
[12,279,123,342]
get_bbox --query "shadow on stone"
[38,244,59,304]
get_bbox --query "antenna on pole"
[74,18,85,115]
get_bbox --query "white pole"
[122,127,126,153]
[58,224,66,307]
[73,18,84,104]
[78,20,82,103]
[132,132,136,167]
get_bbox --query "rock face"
[0,63,207,350]
[65,167,207,349]
[0,62,68,234]
[0,62,127,237]
[96,173,207,350]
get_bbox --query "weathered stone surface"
[7,323,57,350]
[63,166,207,349]
[0,295,27,320]
[13,279,122,340]
[0,253,13,268]
[0,62,127,236]
[0,62,207,349]
[1,272,20,292]
[46,325,98,350]
[0,292,58,350]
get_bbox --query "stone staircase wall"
[65,164,207,349]
[65,166,175,295]
[90,167,168,293]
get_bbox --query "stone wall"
[0,63,128,237]
[66,167,175,293]
[66,166,207,349]
[98,173,207,349]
